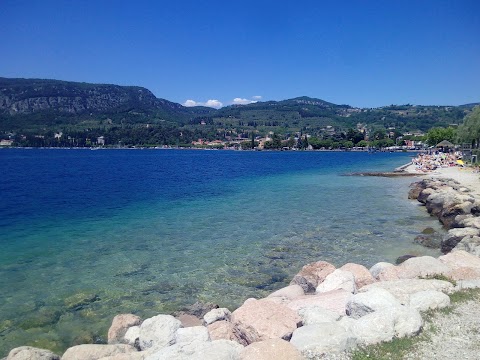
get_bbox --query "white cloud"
[183,99,223,108]
[205,99,223,108]
[183,99,198,107]
[233,97,254,105]
[252,95,262,100]
[233,97,260,105]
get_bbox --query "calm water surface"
[0,149,442,355]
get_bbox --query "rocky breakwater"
[409,177,480,254]
[6,251,480,360]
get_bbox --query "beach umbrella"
[436,140,454,148]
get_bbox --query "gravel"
[405,298,480,360]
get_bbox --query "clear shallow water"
[0,149,442,355]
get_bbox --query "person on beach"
[412,151,462,173]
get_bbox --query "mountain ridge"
[0,77,478,144]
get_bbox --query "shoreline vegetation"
[3,160,480,360]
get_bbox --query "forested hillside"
[0,77,477,148]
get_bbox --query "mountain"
[0,77,476,147]
[0,77,214,130]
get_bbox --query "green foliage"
[418,274,456,286]
[457,106,480,148]
[0,77,476,147]
[425,127,457,146]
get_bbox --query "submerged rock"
[64,293,100,311]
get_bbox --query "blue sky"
[1,0,479,108]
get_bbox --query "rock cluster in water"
[6,250,480,360]
[409,178,480,254]
[5,177,480,360]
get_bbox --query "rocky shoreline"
[4,169,480,360]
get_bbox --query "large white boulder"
[267,285,304,300]
[287,289,352,316]
[316,269,357,294]
[350,310,396,345]
[408,290,450,312]
[396,256,451,279]
[62,344,136,360]
[231,298,301,345]
[123,326,140,346]
[138,314,182,350]
[7,346,60,360]
[175,326,210,343]
[340,263,375,289]
[290,261,336,293]
[239,338,303,360]
[359,279,454,304]
[290,323,356,358]
[299,306,340,326]
[393,306,423,338]
[369,262,399,281]
[145,339,243,360]
[346,287,401,319]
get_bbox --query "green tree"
[425,127,456,146]
[457,106,480,149]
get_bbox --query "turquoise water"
[0,149,442,355]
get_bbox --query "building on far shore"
[0,139,13,146]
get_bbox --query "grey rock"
[267,285,304,300]
[203,308,232,325]
[62,344,136,360]
[442,227,480,253]
[123,326,140,347]
[239,338,303,360]
[290,261,336,293]
[175,326,210,343]
[350,310,396,345]
[107,314,142,344]
[393,306,423,338]
[346,287,401,319]
[454,235,480,255]
[316,269,357,294]
[369,262,396,280]
[299,306,341,325]
[138,314,182,350]
[360,279,455,304]
[409,290,451,312]
[290,323,357,357]
[145,339,243,360]
[396,256,451,279]
[6,346,60,360]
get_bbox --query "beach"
[405,163,480,198]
